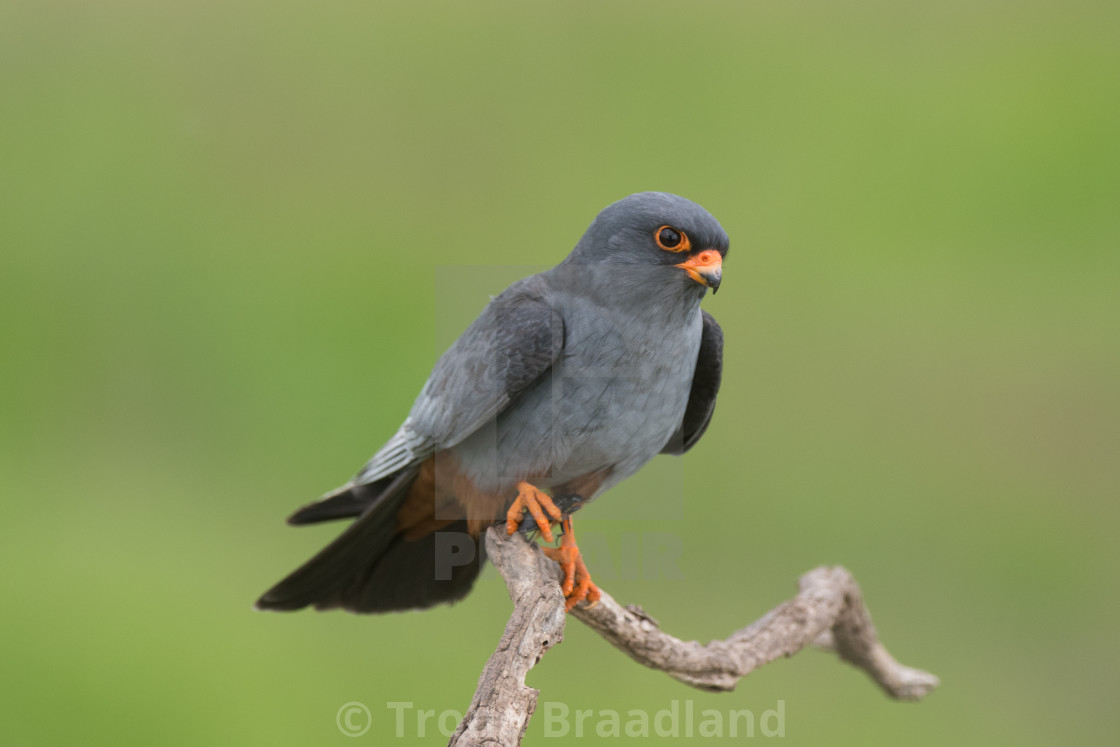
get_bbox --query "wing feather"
[355,275,563,485]
[661,310,723,455]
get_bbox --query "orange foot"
[506,481,563,542]
[542,516,601,611]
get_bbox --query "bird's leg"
[505,481,563,543]
[542,516,601,611]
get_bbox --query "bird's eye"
[655,225,690,252]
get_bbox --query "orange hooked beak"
[676,250,723,293]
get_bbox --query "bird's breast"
[454,302,703,497]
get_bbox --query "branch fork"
[450,528,938,746]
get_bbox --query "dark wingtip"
[284,508,318,526]
[254,588,307,613]
[253,591,280,612]
[285,484,373,525]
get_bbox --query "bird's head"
[564,192,729,296]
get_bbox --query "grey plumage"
[353,282,564,487]
[662,310,724,455]
[258,192,728,613]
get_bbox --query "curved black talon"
[516,493,584,533]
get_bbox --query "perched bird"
[257,192,727,614]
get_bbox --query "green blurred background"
[2,0,1117,744]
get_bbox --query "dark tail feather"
[316,518,485,613]
[256,467,486,614]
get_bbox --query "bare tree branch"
[572,564,939,700]
[451,528,938,746]
[447,527,567,746]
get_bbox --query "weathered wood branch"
[447,528,567,745]
[451,527,938,746]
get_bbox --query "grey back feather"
[355,275,563,485]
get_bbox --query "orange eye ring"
[654,225,691,253]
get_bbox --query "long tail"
[255,466,486,614]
